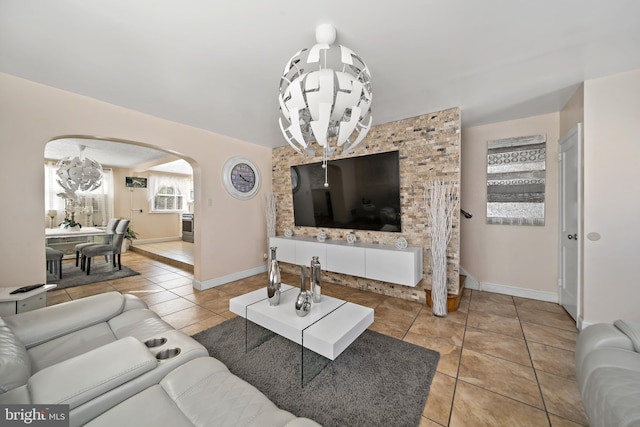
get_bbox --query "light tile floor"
[47,249,588,427]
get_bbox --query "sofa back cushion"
[0,317,31,393]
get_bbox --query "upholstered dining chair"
[81,219,129,275]
[46,247,64,279]
[75,218,120,267]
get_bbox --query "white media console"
[269,236,423,287]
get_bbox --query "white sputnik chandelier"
[56,145,104,193]
[278,24,373,185]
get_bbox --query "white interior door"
[558,124,582,322]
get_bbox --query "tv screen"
[291,151,401,232]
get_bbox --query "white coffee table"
[230,284,374,385]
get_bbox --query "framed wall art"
[486,134,546,226]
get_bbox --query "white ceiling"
[3,0,640,167]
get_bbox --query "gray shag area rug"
[193,316,439,427]
[46,262,140,289]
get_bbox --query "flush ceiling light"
[278,24,373,184]
[56,145,104,193]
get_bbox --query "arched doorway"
[44,135,198,274]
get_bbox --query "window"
[153,185,184,211]
[148,174,191,213]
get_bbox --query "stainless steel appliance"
[182,213,194,243]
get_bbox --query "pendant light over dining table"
[278,24,373,186]
[56,145,104,194]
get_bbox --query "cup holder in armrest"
[144,337,168,348]
[156,348,181,360]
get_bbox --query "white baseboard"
[467,281,559,303]
[134,236,182,245]
[193,265,268,290]
[577,317,594,330]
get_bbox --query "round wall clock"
[222,157,261,200]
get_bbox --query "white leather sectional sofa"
[0,291,320,427]
[576,320,640,427]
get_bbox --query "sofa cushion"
[29,337,158,410]
[0,318,30,393]
[27,323,117,372]
[85,357,322,427]
[3,292,131,348]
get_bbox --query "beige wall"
[460,113,560,299]
[111,168,184,242]
[583,68,640,323]
[0,73,272,288]
[559,84,584,138]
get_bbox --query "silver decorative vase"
[310,256,322,303]
[294,265,312,317]
[267,247,281,306]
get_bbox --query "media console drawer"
[269,237,422,287]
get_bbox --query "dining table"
[45,226,114,258]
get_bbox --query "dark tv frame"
[290,150,402,233]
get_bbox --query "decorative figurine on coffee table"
[310,256,322,303]
[267,247,281,306]
[295,265,312,317]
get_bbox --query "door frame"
[558,123,583,326]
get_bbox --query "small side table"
[0,285,57,317]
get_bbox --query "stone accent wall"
[272,107,461,303]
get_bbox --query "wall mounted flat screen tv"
[291,151,401,232]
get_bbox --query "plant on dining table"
[58,191,83,229]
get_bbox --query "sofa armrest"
[4,292,134,348]
[29,337,157,410]
[614,320,640,352]
[122,294,148,312]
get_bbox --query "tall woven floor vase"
[425,180,459,318]
[430,249,448,317]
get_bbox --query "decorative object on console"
[56,145,103,193]
[284,228,293,238]
[317,231,326,242]
[395,236,408,250]
[294,265,312,317]
[346,233,357,244]
[425,180,459,317]
[267,247,281,306]
[310,256,322,303]
[265,193,277,239]
[278,24,373,187]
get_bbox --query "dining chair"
[81,220,129,275]
[75,218,120,268]
[46,247,64,279]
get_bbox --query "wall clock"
[222,157,261,200]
